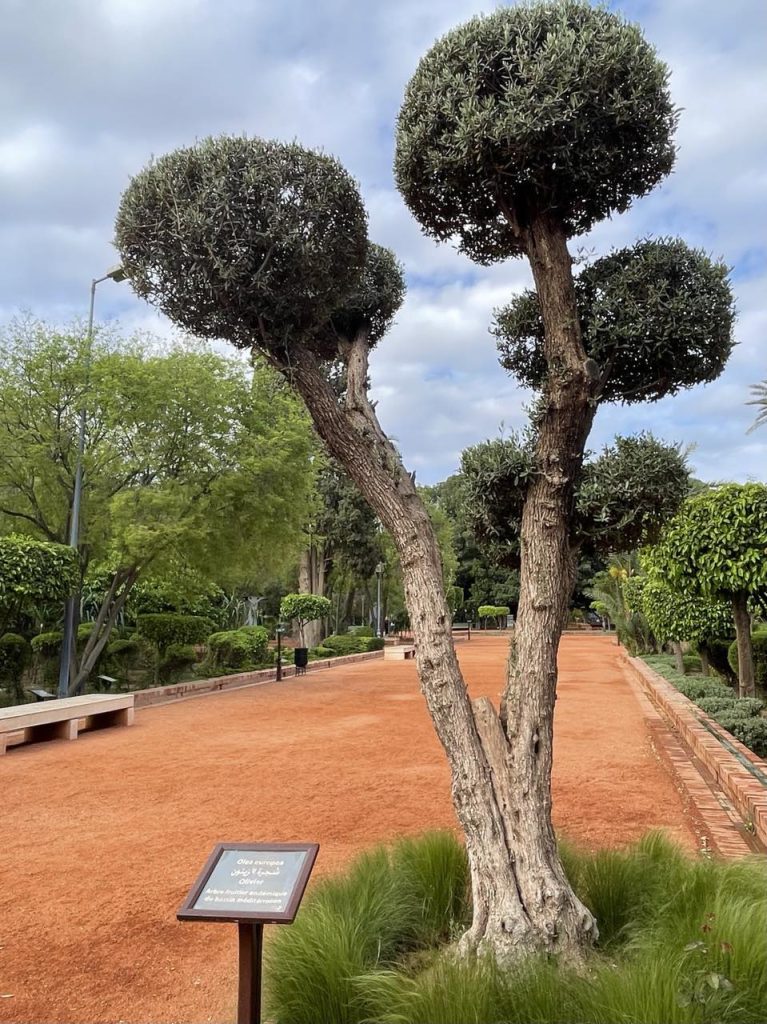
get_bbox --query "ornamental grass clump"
[265,831,767,1024]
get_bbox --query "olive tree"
[115,5,734,965]
[651,484,767,697]
[395,1,734,956]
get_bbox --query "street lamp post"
[57,266,126,699]
[375,562,385,638]
[275,623,285,682]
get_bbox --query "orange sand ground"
[0,634,695,1024]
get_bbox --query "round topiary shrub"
[727,631,767,686]
[207,626,270,671]
[31,631,63,658]
[159,643,198,683]
[136,613,216,652]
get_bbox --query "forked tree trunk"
[297,545,324,648]
[732,592,755,698]
[271,308,596,960]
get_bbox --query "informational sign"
[178,842,319,924]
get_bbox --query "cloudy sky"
[2,0,765,483]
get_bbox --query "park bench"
[0,693,135,755]
[451,622,472,641]
[384,644,416,661]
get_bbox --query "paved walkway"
[1,634,698,1024]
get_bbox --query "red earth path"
[0,634,695,1024]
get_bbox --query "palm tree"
[747,379,767,433]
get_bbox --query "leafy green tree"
[651,484,767,697]
[585,555,654,655]
[114,2,734,962]
[0,535,78,635]
[0,323,315,693]
[638,574,733,676]
[279,594,332,647]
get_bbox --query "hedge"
[160,643,198,680]
[136,613,216,651]
[711,713,767,757]
[0,633,32,697]
[321,635,384,656]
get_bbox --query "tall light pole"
[375,562,385,638]
[58,265,126,698]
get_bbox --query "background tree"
[279,594,332,647]
[651,484,767,697]
[0,322,315,692]
[115,3,734,963]
[0,535,78,636]
[637,572,733,677]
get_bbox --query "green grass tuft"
[264,831,767,1024]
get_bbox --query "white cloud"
[0,0,764,483]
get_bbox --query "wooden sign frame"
[177,842,319,924]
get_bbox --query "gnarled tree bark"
[732,592,754,698]
[268,295,596,960]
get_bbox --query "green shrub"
[727,630,767,686]
[348,625,374,637]
[265,830,767,1024]
[682,653,702,673]
[477,604,510,626]
[694,695,738,717]
[699,637,737,683]
[712,712,767,757]
[0,633,32,699]
[675,677,733,702]
[31,631,63,657]
[321,634,385,656]
[207,626,270,670]
[159,643,198,681]
[311,645,336,659]
[136,613,215,652]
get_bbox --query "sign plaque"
[178,842,319,1024]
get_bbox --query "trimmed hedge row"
[207,625,271,671]
[321,634,385,656]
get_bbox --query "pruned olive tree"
[116,4,734,966]
[395,1,734,956]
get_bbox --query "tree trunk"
[496,213,600,954]
[69,568,139,695]
[272,331,595,962]
[672,641,685,675]
[732,592,754,698]
[699,647,711,677]
[297,545,323,648]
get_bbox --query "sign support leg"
[237,922,263,1024]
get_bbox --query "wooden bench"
[451,622,472,641]
[0,693,135,755]
[384,644,416,661]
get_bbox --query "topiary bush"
[348,625,375,637]
[322,634,385,656]
[699,637,738,684]
[159,643,198,683]
[31,631,63,658]
[727,630,767,687]
[0,632,32,700]
[310,645,335,660]
[136,613,216,652]
[207,626,270,671]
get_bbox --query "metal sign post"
[178,842,319,1024]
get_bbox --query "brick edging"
[620,651,767,848]
[133,650,384,708]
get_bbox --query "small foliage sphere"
[395,1,677,262]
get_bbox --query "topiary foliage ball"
[312,243,406,358]
[115,136,368,350]
[395,1,677,263]
[495,238,735,403]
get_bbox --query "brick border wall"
[133,650,384,708]
[621,650,767,848]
